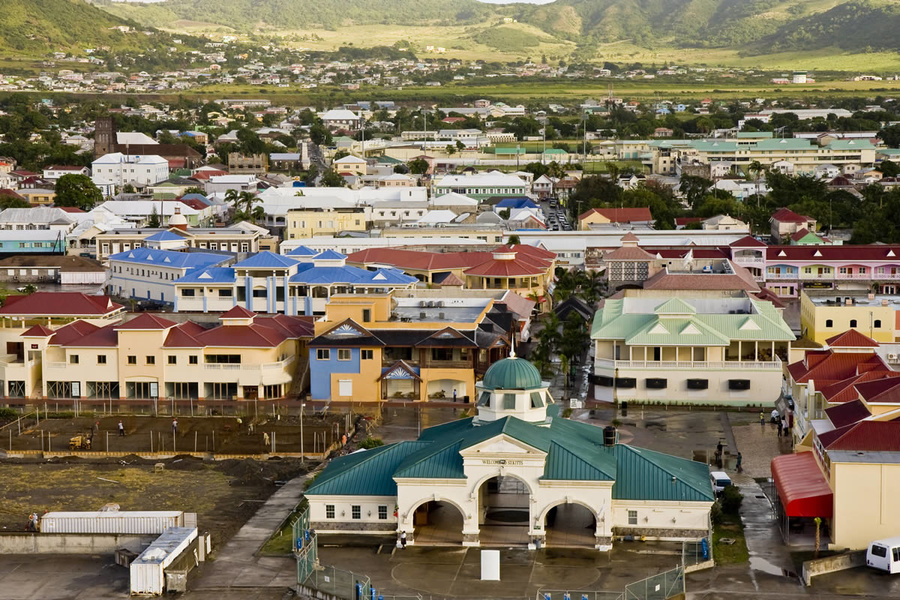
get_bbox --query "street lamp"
[537,110,547,165]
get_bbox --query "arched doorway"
[478,475,530,546]
[544,503,596,548]
[411,501,464,545]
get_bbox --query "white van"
[709,471,732,495]
[866,537,900,573]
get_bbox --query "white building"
[91,153,169,187]
[306,354,714,549]
[106,246,231,304]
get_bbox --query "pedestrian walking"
[736,452,743,473]
[759,411,765,426]
[770,408,779,424]
[777,420,782,437]
[781,417,788,438]
[453,388,458,402]
[172,418,178,435]
[400,531,407,549]
[118,420,125,437]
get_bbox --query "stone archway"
[543,502,597,548]
[477,474,531,546]
[410,500,464,546]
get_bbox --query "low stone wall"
[613,527,708,541]
[0,533,153,554]
[802,550,866,586]
[311,521,395,534]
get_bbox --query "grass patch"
[260,498,309,556]
[713,520,750,565]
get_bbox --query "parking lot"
[541,198,572,231]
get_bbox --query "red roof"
[824,399,872,429]
[190,170,227,181]
[855,377,900,404]
[675,217,703,226]
[766,245,900,262]
[771,207,812,224]
[822,421,900,452]
[788,351,887,386]
[48,320,102,346]
[818,370,900,403]
[578,207,653,223]
[178,198,208,211]
[73,324,119,347]
[826,329,879,348]
[115,313,177,330]
[58,206,86,213]
[163,322,204,348]
[0,293,123,317]
[21,325,55,337]
[221,305,256,319]
[729,235,767,248]
[771,453,833,518]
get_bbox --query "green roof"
[543,148,567,155]
[752,138,812,151]
[591,296,794,344]
[827,139,875,150]
[308,394,712,502]
[495,147,526,155]
[736,132,773,139]
[481,356,543,390]
[654,297,696,315]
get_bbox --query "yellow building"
[308,293,514,403]
[332,155,368,175]
[578,207,654,230]
[799,291,898,344]
[19,189,56,206]
[8,307,312,402]
[284,206,367,240]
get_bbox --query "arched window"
[874,319,882,328]
[850,319,858,328]
[825,319,833,328]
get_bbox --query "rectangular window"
[182,288,195,297]
[362,309,371,322]
[351,505,361,520]
[205,354,241,364]
[189,355,198,365]
[378,506,388,520]
[628,510,638,525]
[503,393,516,409]
[218,289,233,297]
[338,349,352,361]
[86,381,119,399]
[97,355,107,365]
[361,349,373,360]
[69,355,79,364]
[317,349,330,360]
[326,505,335,519]
[127,355,137,365]
[146,356,156,365]
[168,356,177,365]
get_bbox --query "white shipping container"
[130,527,198,596]
[40,511,184,535]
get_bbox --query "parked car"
[709,471,732,495]
[867,537,900,573]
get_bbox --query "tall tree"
[55,174,102,210]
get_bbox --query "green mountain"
[90,0,900,56]
[0,0,150,54]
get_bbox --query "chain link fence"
[682,538,712,569]
[623,566,684,600]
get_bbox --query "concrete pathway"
[192,474,311,590]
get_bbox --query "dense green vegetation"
[92,0,900,56]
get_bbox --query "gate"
[623,566,684,600]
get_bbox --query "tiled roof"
[21,325,55,337]
[826,330,879,348]
[48,320,102,346]
[825,399,872,429]
[855,377,900,404]
[222,305,256,319]
[822,421,900,452]
[579,207,653,223]
[163,323,204,348]
[771,208,812,223]
[819,371,900,404]
[0,293,123,317]
[115,313,177,330]
[788,351,887,386]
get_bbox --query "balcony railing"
[595,358,782,370]
[734,257,765,265]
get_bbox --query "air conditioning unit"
[888,354,897,360]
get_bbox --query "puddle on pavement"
[749,556,794,577]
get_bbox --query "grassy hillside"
[92,0,495,31]
[0,0,148,54]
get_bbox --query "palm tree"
[748,161,765,207]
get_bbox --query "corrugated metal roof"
[306,442,431,496]
[542,442,615,481]
[607,445,714,502]
[394,441,465,479]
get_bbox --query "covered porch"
[771,452,833,547]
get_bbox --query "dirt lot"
[0,456,310,547]
[5,413,347,455]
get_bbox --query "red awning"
[771,452,833,518]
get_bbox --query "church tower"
[94,117,116,157]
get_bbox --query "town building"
[94,223,264,262]
[91,153,170,188]
[770,208,817,242]
[284,202,367,240]
[432,172,529,202]
[306,353,714,549]
[592,289,793,405]
[107,247,231,304]
[172,249,416,316]
[800,290,900,344]
[0,308,312,401]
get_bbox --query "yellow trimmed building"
[800,290,899,345]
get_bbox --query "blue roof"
[144,231,187,242]
[180,193,211,205]
[315,249,347,260]
[175,267,236,284]
[286,245,318,257]
[496,197,537,209]
[233,251,299,269]
[109,247,227,270]
[289,264,415,286]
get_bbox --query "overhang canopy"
[771,452,833,518]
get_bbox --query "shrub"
[358,436,385,450]
[721,485,743,514]
[561,407,573,418]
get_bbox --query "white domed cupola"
[474,351,553,425]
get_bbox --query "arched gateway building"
[306,354,714,549]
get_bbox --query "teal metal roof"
[542,441,616,481]
[654,298,696,315]
[481,357,543,390]
[606,445,714,502]
[393,441,465,479]
[752,138,813,151]
[827,139,875,150]
[305,441,430,496]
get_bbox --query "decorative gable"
[331,323,364,337]
[649,323,669,335]
[681,323,701,335]
[739,317,761,331]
